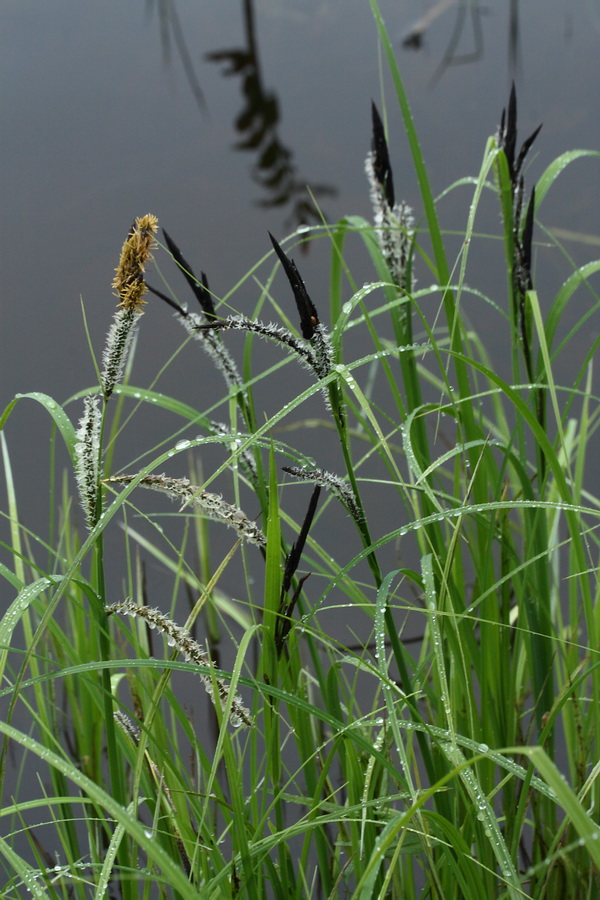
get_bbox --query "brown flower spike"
[102,214,158,397]
[112,214,159,309]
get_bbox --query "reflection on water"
[205,0,337,231]
[402,0,520,86]
[146,0,206,113]
[402,0,460,50]
[145,0,337,231]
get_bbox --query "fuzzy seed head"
[104,473,266,547]
[283,464,363,526]
[365,152,414,292]
[74,393,102,529]
[107,599,252,727]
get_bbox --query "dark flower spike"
[269,232,320,339]
[162,228,217,321]
[146,282,187,316]
[371,101,395,208]
[514,185,536,384]
[499,83,518,181]
[520,185,536,290]
[276,484,321,653]
[276,574,310,654]
[514,122,543,182]
[498,84,542,186]
[281,484,321,598]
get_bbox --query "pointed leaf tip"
[370,101,395,208]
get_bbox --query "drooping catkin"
[201,314,318,370]
[107,599,252,728]
[283,464,363,526]
[104,473,266,547]
[172,307,247,401]
[148,234,249,404]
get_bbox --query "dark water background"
[2,0,598,582]
[2,0,600,628]
[3,0,600,491]
[1,0,599,697]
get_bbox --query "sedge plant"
[2,3,600,897]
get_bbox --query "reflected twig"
[428,2,484,86]
[402,0,456,49]
[403,1,528,87]
[508,0,523,82]
[146,0,206,114]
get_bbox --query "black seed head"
[269,232,320,339]
[371,101,395,208]
[163,229,217,321]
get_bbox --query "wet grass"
[2,2,600,897]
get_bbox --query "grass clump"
[2,3,600,897]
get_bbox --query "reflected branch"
[146,0,206,114]
[402,0,525,85]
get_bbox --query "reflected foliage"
[206,0,336,232]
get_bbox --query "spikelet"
[175,308,247,401]
[114,710,141,744]
[102,214,159,397]
[74,393,102,529]
[204,315,317,368]
[107,599,252,728]
[365,151,414,294]
[309,323,333,380]
[104,473,266,547]
[283,464,363,526]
